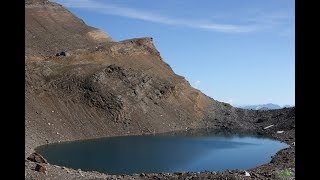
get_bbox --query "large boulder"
[27,152,48,164]
[56,51,70,56]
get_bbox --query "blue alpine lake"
[36,130,288,175]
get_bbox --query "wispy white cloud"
[53,0,261,33]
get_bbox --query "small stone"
[35,164,47,174]
[292,142,295,146]
[241,171,250,176]
[251,172,258,177]
[48,122,51,125]
[256,118,264,123]
[57,132,59,135]
[52,110,54,113]
[277,131,284,134]
[263,173,272,177]
[64,168,70,173]
[56,51,67,56]
[78,170,84,176]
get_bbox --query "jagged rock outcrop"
[27,152,48,164]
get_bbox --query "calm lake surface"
[36,130,288,175]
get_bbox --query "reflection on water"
[36,129,288,175]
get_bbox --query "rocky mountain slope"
[25,0,214,157]
[25,0,295,179]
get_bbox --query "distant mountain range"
[237,103,294,110]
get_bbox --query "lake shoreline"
[26,126,295,179]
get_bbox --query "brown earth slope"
[25,0,295,179]
[25,0,112,58]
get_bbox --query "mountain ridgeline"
[25,0,295,161]
[238,103,293,110]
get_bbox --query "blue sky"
[52,0,295,106]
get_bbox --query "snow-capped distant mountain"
[237,103,285,110]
